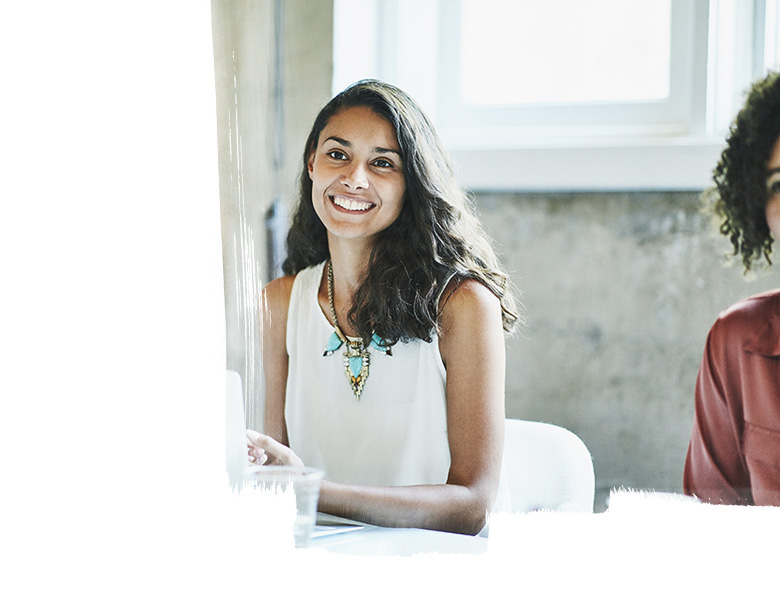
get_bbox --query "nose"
[341,161,369,190]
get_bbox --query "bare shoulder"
[440,278,500,318]
[262,275,296,307]
[260,275,296,327]
[437,278,505,385]
[438,278,502,336]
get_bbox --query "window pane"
[769,0,780,69]
[460,0,671,106]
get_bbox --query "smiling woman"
[247,79,520,535]
[307,106,406,243]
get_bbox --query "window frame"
[332,0,778,191]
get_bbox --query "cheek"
[391,180,406,211]
[766,196,780,240]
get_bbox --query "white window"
[333,0,780,191]
[459,1,672,106]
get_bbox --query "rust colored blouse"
[684,289,780,505]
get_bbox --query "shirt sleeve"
[683,322,753,505]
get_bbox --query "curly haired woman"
[246,80,519,534]
[684,70,780,505]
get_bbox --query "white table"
[309,513,488,556]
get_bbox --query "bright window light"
[460,0,672,106]
[768,0,780,69]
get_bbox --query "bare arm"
[259,275,294,445]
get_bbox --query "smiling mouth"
[330,195,374,212]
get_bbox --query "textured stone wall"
[475,191,773,510]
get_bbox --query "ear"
[307,152,315,180]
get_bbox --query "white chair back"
[501,418,595,513]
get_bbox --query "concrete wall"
[475,191,772,510]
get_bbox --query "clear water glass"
[244,466,325,548]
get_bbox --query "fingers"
[246,430,268,465]
[247,446,268,465]
[246,430,269,465]
[246,430,285,455]
[245,429,305,468]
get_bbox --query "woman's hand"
[246,429,305,468]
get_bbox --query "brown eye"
[327,150,348,160]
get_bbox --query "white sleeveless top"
[284,262,451,486]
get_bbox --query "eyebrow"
[768,167,780,176]
[324,136,402,157]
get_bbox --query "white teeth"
[332,195,372,211]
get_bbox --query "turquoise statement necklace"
[322,260,391,400]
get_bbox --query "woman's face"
[766,134,780,241]
[307,106,405,244]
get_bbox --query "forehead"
[319,106,400,149]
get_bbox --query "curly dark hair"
[707,70,780,271]
[282,79,520,344]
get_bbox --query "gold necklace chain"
[327,260,363,349]
[324,260,392,401]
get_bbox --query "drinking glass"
[244,466,325,548]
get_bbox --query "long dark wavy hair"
[706,70,780,272]
[282,79,520,344]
